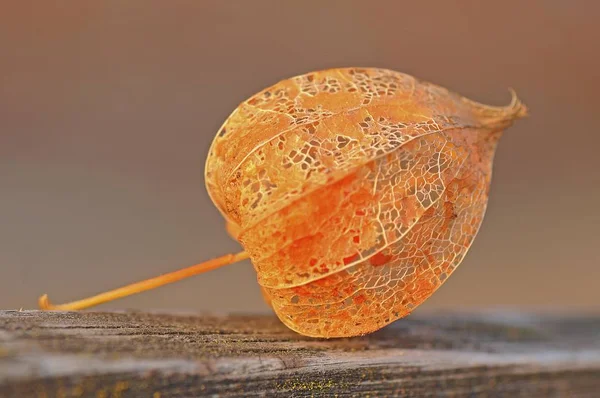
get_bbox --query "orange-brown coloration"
[370,252,393,267]
[206,67,527,337]
[38,67,526,338]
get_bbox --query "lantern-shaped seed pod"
[205,67,527,338]
[39,67,526,339]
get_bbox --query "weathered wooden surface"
[0,310,599,397]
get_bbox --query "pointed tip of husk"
[507,88,529,119]
[462,88,528,130]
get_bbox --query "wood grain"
[1,310,599,397]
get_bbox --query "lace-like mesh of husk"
[205,68,525,337]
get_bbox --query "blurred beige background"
[1,1,598,315]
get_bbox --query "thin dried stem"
[39,251,250,311]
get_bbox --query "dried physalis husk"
[205,67,527,338]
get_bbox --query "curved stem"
[39,251,250,311]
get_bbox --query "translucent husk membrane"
[205,68,526,337]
